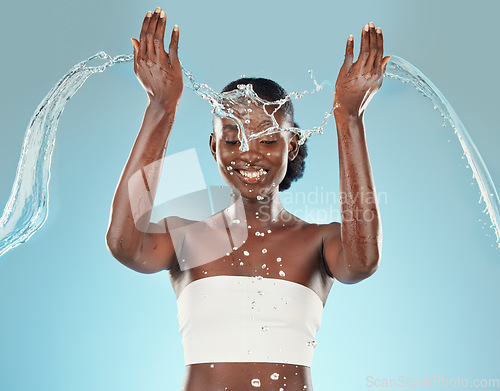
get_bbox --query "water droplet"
[262,264,267,268]
[277,257,282,262]
[270,373,280,380]
[257,195,264,200]
[251,378,261,387]
[267,229,272,233]
[226,166,233,170]
[262,248,267,253]
[255,231,261,236]
[245,119,250,124]
[279,270,286,277]
[210,364,214,368]
[243,251,250,256]
[233,219,240,224]
[307,340,317,347]
[240,261,244,265]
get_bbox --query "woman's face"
[210,100,299,200]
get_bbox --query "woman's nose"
[238,139,263,164]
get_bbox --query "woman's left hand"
[333,22,391,117]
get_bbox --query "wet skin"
[107,6,389,391]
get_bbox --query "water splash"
[0,51,499,260]
[0,52,133,258]
[385,56,500,246]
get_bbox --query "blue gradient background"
[0,1,499,390]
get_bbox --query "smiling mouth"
[235,168,268,183]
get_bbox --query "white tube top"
[176,275,324,367]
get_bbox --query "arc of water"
[384,56,500,246]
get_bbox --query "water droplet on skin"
[271,373,280,380]
[262,264,266,268]
[262,248,267,253]
[279,270,286,277]
[210,364,214,368]
[244,251,250,256]
[232,246,238,250]
[226,252,230,256]
[249,189,253,193]
[267,230,272,233]
[251,378,261,387]
[255,231,261,236]
[257,195,264,200]
[229,172,234,175]
[226,166,233,170]
[248,225,252,229]
[240,261,244,265]
[245,119,250,124]
[233,219,240,224]
[231,161,235,165]
[277,257,282,262]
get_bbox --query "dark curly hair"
[219,77,307,191]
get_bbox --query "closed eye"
[225,140,240,145]
[260,140,277,144]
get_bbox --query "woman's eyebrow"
[222,124,239,132]
[258,119,274,128]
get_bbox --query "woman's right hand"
[131,7,183,106]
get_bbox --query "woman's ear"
[288,133,300,161]
[209,133,217,160]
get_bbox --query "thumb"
[131,38,139,56]
[381,55,391,74]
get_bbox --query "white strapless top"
[176,275,324,367]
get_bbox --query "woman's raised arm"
[105,8,183,273]
[323,22,390,283]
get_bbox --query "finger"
[154,10,167,56]
[139,11,152,56]
[374,27,383,70]
[131,38,139,73]
[168,25,180,63]
[146,8,162,57]
[358,24,370,66]
[131,38,139,55]
[343,34,354,68]
[381,56,391,74]
[366,22,377,68]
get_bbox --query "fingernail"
[364,25,369,32]
[369,22,375,28]
[348,34,353,40]
[155,7,161,13]
[174,24,179,31]
[146,11,152,17]
[160,10,165,18]
[376,28,382,34]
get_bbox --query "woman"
[106,6,390,390]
